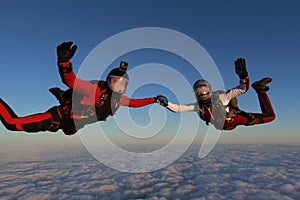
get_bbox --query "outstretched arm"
[57,42,99,97]
[234,57,250,93]
[222,76,250,101]
[120,95,156,108]
[220,58,250,104]
[156,95,197,112]
[58,62,98,96]
[166,102,198,113]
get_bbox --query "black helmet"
[193,79,212,104]
[106,61,129,94]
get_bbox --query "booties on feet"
[252,77,272,91]
[49,87,64,100]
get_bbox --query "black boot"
[252,77,272,92]
[49,87,64,100]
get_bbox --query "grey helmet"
[193,79,212,104]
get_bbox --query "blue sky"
[0,0,299,145]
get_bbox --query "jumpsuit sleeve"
[58,61,99,98]
[219,76,250,105]
[120,95,156,107]
[166,102,198,113]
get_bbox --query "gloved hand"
[155,95,168,107]
[234,58,248,79]
[57,41,77,62]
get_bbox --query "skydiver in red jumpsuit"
[0,42,160,135]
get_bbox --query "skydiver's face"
[108,75,128,94]
[194,86,210,97]
[194,85,211,104]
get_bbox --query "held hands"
[234,58,248,79]
[57,41,77,62]
[155,95,168,107]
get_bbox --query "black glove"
[57,41,77,62]
[234,58,248,79]
[155,95,168,107]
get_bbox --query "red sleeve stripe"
[58,60,71,68]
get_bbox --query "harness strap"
[238,111,256,126]
[48,81,113,125]
[198,92,243,130]
[48,107,63,132]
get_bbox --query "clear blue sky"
[0,0,299,144]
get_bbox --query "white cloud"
[0,144,299,199]
[279,184,296,192]
[22,192,52,200]
[175,184,197,195]
[89,184,118,194]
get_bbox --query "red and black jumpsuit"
[0,61,156,135]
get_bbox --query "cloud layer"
[0,144,299,199]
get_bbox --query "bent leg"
[0,98,18,118]
[223,91,275,130]
[250,90,275,124]
[1,98,53,132]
